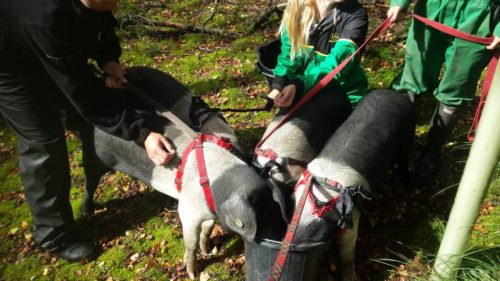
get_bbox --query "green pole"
[430,60,500,280]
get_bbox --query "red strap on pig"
[308,179,341,219]
[175,134,234,213]
[255,148,279,161]
[412,14,499,142]
[269,169,313,281]
[256,18,393,154]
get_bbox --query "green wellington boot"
[416,102,458,179]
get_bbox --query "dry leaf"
[200,271,210,281]
[130,253,140,262]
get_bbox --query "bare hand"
[487,36,500,50]
[274,84,296,108]
[102,61,128,89]
[80,0,118,13]
[267,89,281,100]
[387,6,402,22]
[144,132,176,166]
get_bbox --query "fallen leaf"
[8,227,19,235]
[43,267,51,276]
[200,271,210,281]
[130,253,140,262]
[20,221,29,230]
[211,246,218,255]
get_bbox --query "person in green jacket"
[268,0,368,108]
[388,0,500,178]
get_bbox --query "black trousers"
[0,35,75,245]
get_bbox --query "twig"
[202,0,220,26]
[252,3,286,31]
[126,14,238,39]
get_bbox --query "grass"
[1,1,498,280]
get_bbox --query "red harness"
[255,148,279,161]
[174,133,234,213]
[306,174,341,219]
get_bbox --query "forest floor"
[0,1,498,280]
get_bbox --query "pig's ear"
[267,179,292,223]
[219,195,257,241]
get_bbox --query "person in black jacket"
[0,0,175,262]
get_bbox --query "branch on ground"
[252,3,286,31]
[123,14,238,39]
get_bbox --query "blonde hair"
[279,0,320,60]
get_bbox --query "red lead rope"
[255,18,393,152]
[412,14,499,142]
[268,171,312,281]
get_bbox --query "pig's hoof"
[184,261,197,280]
[185,265,196,280]
[200,243,211,255]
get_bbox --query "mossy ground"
[1,1,498,280]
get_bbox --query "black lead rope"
[210,95,274,113]
[189,95,274,131]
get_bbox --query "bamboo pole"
[430,60,500,280]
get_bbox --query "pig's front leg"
[179,203,203,279]
[337,208,360,281]
[199,219,215,255]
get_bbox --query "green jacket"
[273,0,368,107]
[391,0,500,37]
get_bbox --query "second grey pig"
[291,89,415,281]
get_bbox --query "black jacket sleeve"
[20,22,150,143]
[338,1,368,47]
[93,13,122,68]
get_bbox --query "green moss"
[0,160,21,193]
[66,136,81,154]
[1,257,52,281]
[410,217,445,252]
[0,201,32,254]
[183,34,210,49]
[233,34,267,50]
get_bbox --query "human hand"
[144,132,176,166]
[274,84,296,108]
[102,61,128,89]
[80,0,118,13]
[387,6,402,22]
[267,89,281,100]
[487,36,500,50]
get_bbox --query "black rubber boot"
[416,102,458,178]
[18,136,98,262]
[39,231,98,262]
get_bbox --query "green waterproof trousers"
[392,0,498,107]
